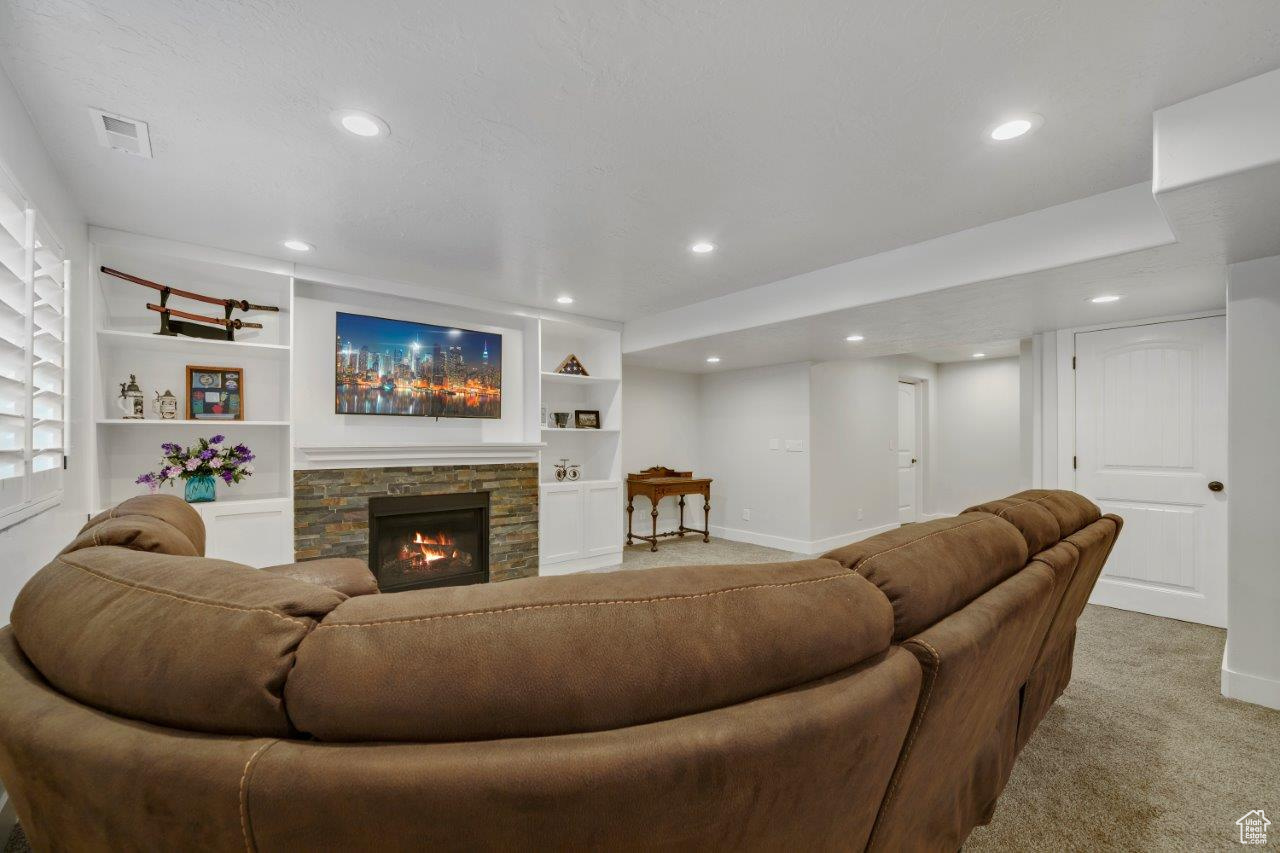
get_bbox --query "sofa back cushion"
[1015,514,1123,749]
[964,489,1101,556]
[822,514,1029,640]
[79,494,206,556]
[11,546,345,737]
[287,559,893,742]
[866,562,1056,851]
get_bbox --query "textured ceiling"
[622,243,1226,373]
[3,0,1280,321]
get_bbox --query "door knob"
[1208,481,1224,492]
[911,458,918,464]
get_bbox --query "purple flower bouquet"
[136,435,255,502]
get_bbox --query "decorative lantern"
[152,389,179,420]
[116,374,145,419]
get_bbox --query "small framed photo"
[574,409,600,429]
[187,366,244,421]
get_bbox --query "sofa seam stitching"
[239,740,277,853]
[857,516,1007,570]
[315,573,850,630]
[995,494,1058,517]
[54,555,313,628]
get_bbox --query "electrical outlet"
[785,439,806,452]
[742,508,751,521]
[857,508,864,521]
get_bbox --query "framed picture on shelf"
[186,365,244,421]
[574,409,600,429]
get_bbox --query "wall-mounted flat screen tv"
[335,311,502,419]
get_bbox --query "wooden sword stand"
[100,266,280,342]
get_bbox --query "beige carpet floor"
[6,539,1276,851]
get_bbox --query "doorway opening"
[897,379,925,524]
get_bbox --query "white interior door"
[897,381,919,523]
[1075,316,1227,627]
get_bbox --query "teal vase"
[184,475,216,503]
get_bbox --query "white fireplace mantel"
[295,442,545,470]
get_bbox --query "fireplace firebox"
[367,492,490,591]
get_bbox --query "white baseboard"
[711,521,899,557]
[709,525,811,554]
[0,789,15,844]
[922,511,959,521]
[539,550,623,576]
[807,522,900,555]
[1222,655,1280,710]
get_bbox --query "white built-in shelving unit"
[538,318,623,574]
[88,228,625,575]
[90,230,295,565]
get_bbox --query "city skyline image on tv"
[335,311,502,418]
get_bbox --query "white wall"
[809,356,937,546]
[621,366,700,530]
[0,61,90,832]
[933,357,1023,513]
[1222,255,1280,709]
[0,66,89,624]
[698,362,812,550]
[291,281,532,457]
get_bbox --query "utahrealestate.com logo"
[1237,810,1270,845]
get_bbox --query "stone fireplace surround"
[293,462,539,584]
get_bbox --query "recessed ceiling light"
[690,241,716,254]
[989,113,1043,141]
[556,295,574,304]
[706,356,721,363]
[330,109,390,138]
[1090,294,1122,303]
[845,334,865,342]
[282,239,313,252]
[972,352,986,358]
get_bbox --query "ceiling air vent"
[89,108,153,158]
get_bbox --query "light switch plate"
[769,438,781,450]
[785,439,806,452]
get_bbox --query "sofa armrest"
[261,558,379,597]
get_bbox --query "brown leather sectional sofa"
[0,490,1120,851]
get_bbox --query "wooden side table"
[626,467,712,552]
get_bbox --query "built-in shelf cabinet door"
[540,483,584,563]
[539,480,624,574]
[197,497,294,567]
[582,481,623,557]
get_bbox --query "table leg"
[626,498,634,545]
[703,495,711,543]
[650,502,659,552]
[678,496,686,537]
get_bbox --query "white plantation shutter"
[0,167,66,527]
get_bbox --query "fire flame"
[411,530,455,563]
